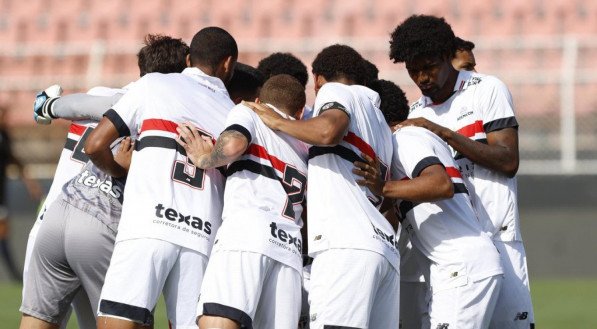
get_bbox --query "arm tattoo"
[196,130,246,169]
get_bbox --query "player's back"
[307,82,399,270]
[392,126,503,290]
[109,67,234,255]
[216,103,308,272]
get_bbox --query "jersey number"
[71,127,94,163]
[280,165,307,219]
[171,127,213,189]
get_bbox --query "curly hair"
[389,15,456,63]
[312,44,366,85]
[455,36,475,51]
[367,79,410,124]
[362,59,380,85]
[257,53,309,87]
[227,62,265,102]
[137,34,189,76]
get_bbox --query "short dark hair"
[389,15,456,63]
[455,37,475,51]
[362,59,379,84]
[257,53,309,87]
[259,74,306,116]
[312,44,366,85]
[367,79,409,124]
[189,26,238,69]
[227,62,265,103]
[137,34,189,76]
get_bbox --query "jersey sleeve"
[476,76,519,133]
[52,93,123,122]
[103,77,147,138]
[394,129,443,179]
[222,105,255,143]
[312,84,353,119]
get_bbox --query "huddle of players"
[19,14,534,329]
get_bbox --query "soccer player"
[246,44,399,329]
[389,14,534,328]
[20,34,190,329]
[452,36,477,72]
[85,27,236,329]
[226,62,265,104]
[176,74,308,329]
[355,79,504,328]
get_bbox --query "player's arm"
[354,153,454,202]
[176,122,248,169]
[244,101,349,146]
[398,118,519,177]
[84,116,127,178]
[50,93,123,122]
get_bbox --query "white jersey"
[105,67,234,255]
[307,82,399,272]
[408,70,521,242]
[391,126,503,291]
[212,103,309,273]
[35,86,127,222]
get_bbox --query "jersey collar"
[182,67,229,95]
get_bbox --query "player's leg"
[489,240,535,329]
[308,249,389,329]
[64,206,116,327]
[429,274,502,329]
[368,259,400,329]
[162,246,208,329]
[197,250,268,329]
[71,289,95,329]
[252,261,302,329]
[97,239,178,329]
[19,200,83,329]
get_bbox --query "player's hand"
[395,117,451,140]
[243,100,284,130]
[114,137,134,172]
[33,84,62,125]
[176,122,213,168]
[353,152,384,196]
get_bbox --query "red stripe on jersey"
[246,144,287,173]
[343,132,376,160]
[445,166,462,178]
[140,118,178,133]
[68,123,86,136]
[457,120,484,138]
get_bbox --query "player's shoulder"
[461,71,507,92]
[86,86,126,97]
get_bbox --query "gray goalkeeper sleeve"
[51,93,124,121]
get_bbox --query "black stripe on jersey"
[308,145,364,163]
[483,116,518,133]
[453,182,468,194]
[319,101,350,118]
[64,138,77,151]
[412,156,443,178]
[135,135,226,176]
[454,139,487,160]
[203,303,253,329]
[99,299,153,326]
[226,159,278,180]
[224,124,251,143]
[104,109,131,137]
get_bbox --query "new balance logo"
[514,312,528,321]
[154,204,212,234]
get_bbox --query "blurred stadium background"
[0,0,595,328]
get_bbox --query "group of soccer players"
[19,13,534,329]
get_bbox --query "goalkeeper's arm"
[50,93,124,121]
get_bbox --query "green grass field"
[2,279,597,328]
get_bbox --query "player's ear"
[185,54,191,67]
[314,74,326,94]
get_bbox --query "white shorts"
[98,238,208,329]
[299,264,312,329]
[430,275,502,329]
[490,240,535,329]
[309,249,400,329]
[400,281,430,329]
[197,250,302,329]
